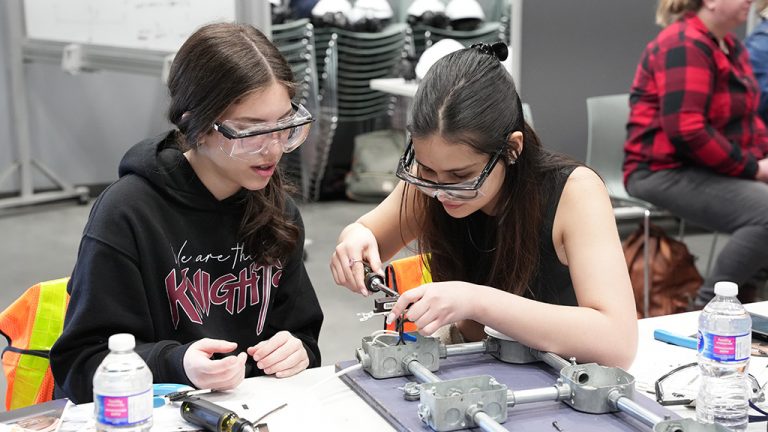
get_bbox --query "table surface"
[369,77,418,98]
[59,302,768,431]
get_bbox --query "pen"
[653,329,698,350]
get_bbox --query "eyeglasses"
[395,138,512,201]
[655,362,767,408]
[213,102,314,159]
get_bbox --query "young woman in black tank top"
[331,43,637,369]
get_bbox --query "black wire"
[396,317,405,345]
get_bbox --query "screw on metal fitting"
[403,382,421,401]
[569,357,577,365]
[417,403,431,423]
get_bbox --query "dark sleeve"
[50,235,193,404]
[258,203,323,368]
[655,39,758,177]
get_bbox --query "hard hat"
[352,0,393,20]
[445,0,485,31]
[311,0,353,17]
[407,0,445,17]
[311,0,352,28]
[415,38,465,80]
[445,0,485,21]
[349,0,392,32]
[407,0,449,29]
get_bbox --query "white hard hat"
[445,0,485,21]
[350,0,393,21]
[407,0,445,17]
[311,0,353,17]
[415,39,465,80]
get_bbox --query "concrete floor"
[0,198,727,411]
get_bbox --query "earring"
[508,148,519,163]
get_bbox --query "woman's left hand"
[247,331,309,378]
[386,282,482,336]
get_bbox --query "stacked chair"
[312,23,412,201]
[271,19,322,201]
[315,23,410,122]
[418,21,504,55]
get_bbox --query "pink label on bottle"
[712,335,736,356]
[698,331,750,362]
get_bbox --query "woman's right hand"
[330,222,382,296]
[757,158,768,183]
[183,338,247,390]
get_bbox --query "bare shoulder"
[565,166,604,186]
[560,166,609,201]
[554,166,612,232]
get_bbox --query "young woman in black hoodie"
[50,23,323,403]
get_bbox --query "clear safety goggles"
[213,102,314,159]
[395,138,508,201]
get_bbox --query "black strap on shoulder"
[1,345,50,359]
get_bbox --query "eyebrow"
[414,157,480,174]
[231,106,293,123]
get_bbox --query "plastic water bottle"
[93,333,153,432]
[696,281,752,431]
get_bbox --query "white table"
[60,303,768,431]
[629,301,768,431]
[369,77,418,98]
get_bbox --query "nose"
[259,137,283,155]
[434,190,452,202]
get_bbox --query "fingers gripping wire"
[396,315,407,345]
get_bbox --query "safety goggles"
[395,138,509,201]
[213,102,314,159]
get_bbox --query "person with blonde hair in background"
[625,0,768,309]
[746,0,768,123]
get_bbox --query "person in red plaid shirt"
[624,0,768,308]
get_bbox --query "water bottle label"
[95,388,152,426]
[697,331,751,362]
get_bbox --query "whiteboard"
[23,0,237,52]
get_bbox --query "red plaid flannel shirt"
[623,12,768,184]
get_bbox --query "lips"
[250,163,276,177]
[442,201,463,210]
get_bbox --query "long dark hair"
[167,22,299,263]
[403,44,579,296]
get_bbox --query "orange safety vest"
[0,278,70,410]
[384,254,431,333]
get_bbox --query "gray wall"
[0,1,664,194]
[519,0,658,159]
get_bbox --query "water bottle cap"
[108,333,136,352]
[713,281,738,297]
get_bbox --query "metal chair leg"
[704,233,719,278]
[643,208,651,318]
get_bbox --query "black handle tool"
[181,397,258,432]
[362,262,399,298]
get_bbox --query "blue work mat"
[336,353,680,432]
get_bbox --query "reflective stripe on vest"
[9,278,69,409]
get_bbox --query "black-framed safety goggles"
[395,137,511,201]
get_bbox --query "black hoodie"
[50,131,323,403]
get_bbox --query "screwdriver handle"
[363,262,385,292]
[180,397,254,432]
[363,263,400,298]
